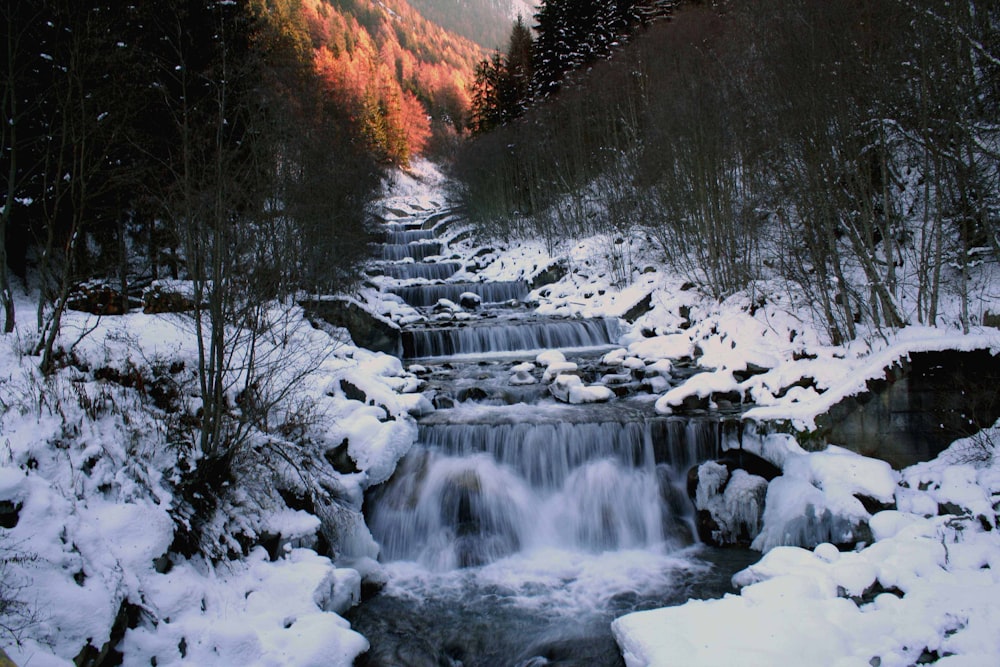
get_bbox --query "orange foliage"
[296,0,481,164]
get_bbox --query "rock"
[601,348,628,365]
[622,292,653,323]
[542,360,578,382]
[535,349,566,366]
[644,376,670,393]
[459,292,482,309]
[432,394,456,410]
[433,298,461,313]
[340,379,367,403]
[300,297,401,356]
[716,449,782,482]
[678,304,692,329]
[510,370,537,386]
[549,374,614,404]
[458,387,489,402]
[324,440,360,475]
[529,261,568,289]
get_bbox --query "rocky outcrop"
[816,350,1000,468]
[301,298,401,356]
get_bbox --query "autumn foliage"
[301,0,482,165]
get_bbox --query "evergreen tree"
[470,15,534,134]
[532,0,675,98]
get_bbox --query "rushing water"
[354,201,759,665]
[402,318,622,358]
[389,281,528,308]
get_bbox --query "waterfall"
[351,183,759,667]
[366,412,727,570]
[382,261,461,280]
[418,416,719,488]
[402,318,622,358]
[390,281,528,307]
[380,242,443,261]
[385,228,437,244]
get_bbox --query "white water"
[403,317,622,357]
[354,189,751,666]
[385,228,437,244]
[390,280,528,307]
[382,261,461,280]
[379,242,443,261]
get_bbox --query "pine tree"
[532,0,675,98]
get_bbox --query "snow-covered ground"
[613,428,1000,666]
[416,161,1000,665]
[3,159,1000,665]
[0,293,421,665]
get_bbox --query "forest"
[458,0,1000,344]
[0,0,483,373]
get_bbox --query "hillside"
[299,0,486,162]
[405,0,539,50]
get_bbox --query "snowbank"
[0,289,420,664]
[613,427,1000,667]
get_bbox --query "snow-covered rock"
[548,374,615,404]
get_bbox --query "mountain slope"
[405,0,539,50]
[298,0,487,162]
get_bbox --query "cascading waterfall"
[389,280,528,307]
[382,261,461,280]
[349,191,760,667]
[380,242,443,261]
[385,228,437,244]
[403,317,622,358]
[367,414,718,570]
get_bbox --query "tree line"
[0,0,395,551]
[456,0,1000,343]
[0,0,386,358]
[469,0,677,133]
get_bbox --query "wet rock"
[432,394,456,410]
[458,387,489,402]
[459,292,482,309]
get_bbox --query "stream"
[345,200,760,665]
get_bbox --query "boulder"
[549,374,614,404]
[459,292,482,309]
[529,261,568,289]
[300,298,401,356]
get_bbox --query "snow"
[613,427,1000,667]
[5,158,1000,666]
[548,373,615,404]
[0,288,418,664]
[117,548,369,666]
